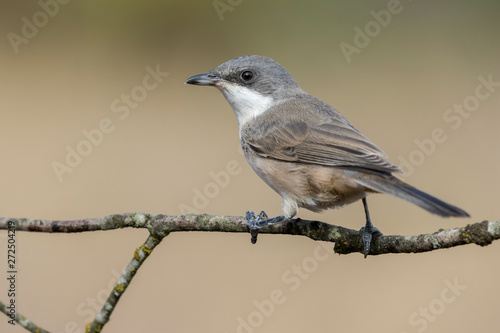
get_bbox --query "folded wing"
[242,97,401,175]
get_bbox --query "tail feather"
[357,174,470,217]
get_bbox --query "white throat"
[219,83,274,132]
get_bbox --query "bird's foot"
[359,225,383,258]
[246,211,287,244]
[246,211,267,244]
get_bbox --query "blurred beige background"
[1,0,499,332]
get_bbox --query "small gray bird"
[185,55,469,256]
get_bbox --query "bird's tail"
[357,174,470,217]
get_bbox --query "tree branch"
[86,233,164,333]
[1,213,499,333]
[0,214,498,254]
[0,300,50,333]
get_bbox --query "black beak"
[185,73,222,86]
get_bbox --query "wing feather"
[241,96,401,175]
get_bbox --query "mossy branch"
[86,233,163,333]
[0,213,499,333]
[0,300,50,333]
[0,214,498,254]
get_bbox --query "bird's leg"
[246,211,288,244]
[359,197,383,258]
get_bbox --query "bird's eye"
[240,71,254,81]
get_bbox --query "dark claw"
[246,211,256,223]
[246,211,268,244]
[246,211,283,244]
[246,211,259,230]
[360,226,382,258]
[258,211,268,220]
[250,229,259,244]
[360,197,383,258]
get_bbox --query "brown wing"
[242,97,401,175]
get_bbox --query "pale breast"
[243,146,367,213]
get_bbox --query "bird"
[185,55,469,256]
